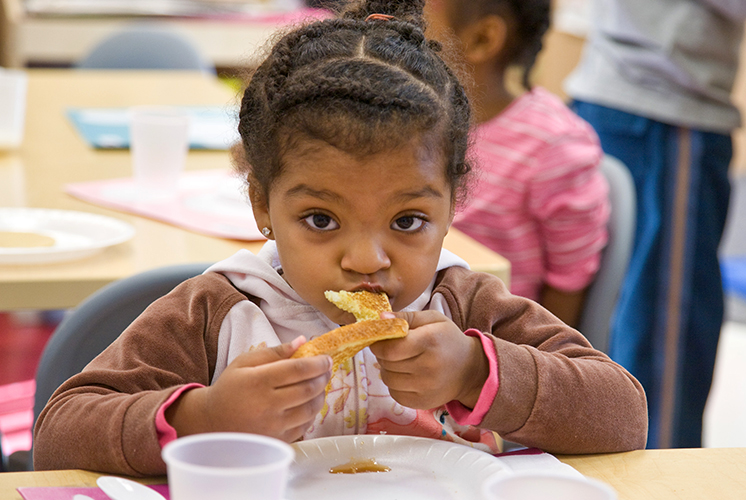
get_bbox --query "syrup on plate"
[329,458,391,474]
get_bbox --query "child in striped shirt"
[425,0,609,327]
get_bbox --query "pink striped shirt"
[454,87,609,301]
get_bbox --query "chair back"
[76,24,215,74]
[28,262,212,470]
[577,155,637,353]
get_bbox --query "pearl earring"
[262,227,272,237]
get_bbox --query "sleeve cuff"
[445,329,499,426]
[155,383,204,448]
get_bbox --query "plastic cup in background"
[0,69,28,150]
[129,106,190,199]
[482,471,618,500]
[162,432,295,500]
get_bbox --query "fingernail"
[291,336,306,349]
[380,312,395,319]
[326,356,333,371]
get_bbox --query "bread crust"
[290,318,408,367]
[291,291,407,369]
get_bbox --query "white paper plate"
[287,435,511,500]
[0,208,135,264]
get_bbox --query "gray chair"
[577,154,637,353]
[22,262,212,470]
[76,24,215,74]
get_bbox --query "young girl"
[424,0,610,327]
[33,0,646,476]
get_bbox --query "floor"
[704,173,746,448]
[703,319,746,447]
[1,177,746,463]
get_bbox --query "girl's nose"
[340,237,391,276]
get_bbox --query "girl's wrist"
[165,385,210,437]
[457,335,490,408]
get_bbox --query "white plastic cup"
[0,69,28,150]
[482,471,618,500]
[129,106,190,199]
[162,432,295,500]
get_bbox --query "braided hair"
[448,0,550,89]
[237,0,472,206]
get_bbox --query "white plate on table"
[287,435,511,500]
[0,208,135,264]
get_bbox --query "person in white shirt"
[565,0,746,449]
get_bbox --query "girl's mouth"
[353,282,386,294]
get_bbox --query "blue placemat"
[722,256,746,300]
[66,106,240,150]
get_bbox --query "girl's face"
[251,137,454,325]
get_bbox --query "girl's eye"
[303,213,339,231]
[392,215,425,232]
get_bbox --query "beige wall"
[532,27,746,176]
[0,0,22,67]
[532,29,585,102]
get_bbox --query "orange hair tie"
[365,13,396,22]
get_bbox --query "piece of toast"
[291,317,408,369]
[291,291,407,369]
[323,290,392,321]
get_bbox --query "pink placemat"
[65,169,265,241]
[18,484,169,500]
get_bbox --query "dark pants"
[572,101,732,448]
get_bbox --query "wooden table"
[0,448,744,499]
[0,69,510,311]
[558,448,746,499]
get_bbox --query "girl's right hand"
[166,337,332,443]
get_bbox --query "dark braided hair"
[237,0,473,206]
[447,0,550,89]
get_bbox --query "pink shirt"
[454,88,609,301]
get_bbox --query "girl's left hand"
[369,310,489,410]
